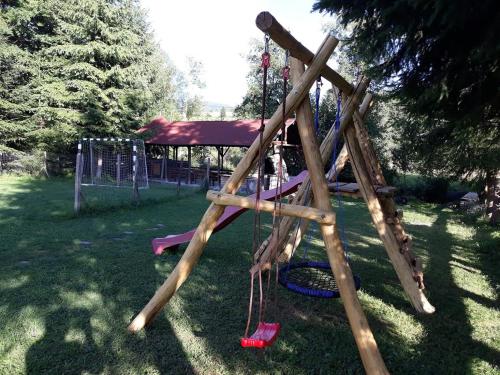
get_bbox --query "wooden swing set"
[128,12,435,374]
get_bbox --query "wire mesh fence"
[74,138,149,213]
[80,138,148,189]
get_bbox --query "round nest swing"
[278,261,361,298]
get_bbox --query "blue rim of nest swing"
[278,261,361,298]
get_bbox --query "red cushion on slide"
[240,322,281,348]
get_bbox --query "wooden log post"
[206,157,210,186]
[291,58,388,375]
[206,191,336,225]
[132,140,139,202]
[127,32,340,333]
[165,146,169,182]
[161,146,166,180]
[89,139,95,185]
[216,146,222,187]
[353,108,425,288]
[116,153,121,187]
[280,210,312,263]
[96,151,103,180]
[74,142,83,214]
[187,146,192,184]
[344,124,435,314]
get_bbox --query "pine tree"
[0,0,178,153]
[313,0,500,224]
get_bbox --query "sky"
[140,0,333,107]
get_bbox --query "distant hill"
[204,101,235,112]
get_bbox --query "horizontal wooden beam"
[256,11,353,95]
[206,191,336,225]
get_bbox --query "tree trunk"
[485,170,500,226]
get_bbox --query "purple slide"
[152,171,308,255]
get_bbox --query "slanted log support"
[290,59,388,374]
[344,123,435,314]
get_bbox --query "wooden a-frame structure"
[128,12,435,374]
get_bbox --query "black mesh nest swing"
[279,261,361,298]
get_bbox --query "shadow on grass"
[0,176,198,374]
[1,176,498,373]
[410,210,499,373]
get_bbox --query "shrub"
[0,150,46,176]
[421,177,450,203]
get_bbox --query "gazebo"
[138,117,298,186]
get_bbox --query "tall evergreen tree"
[313,0,500,224]
[0,0,178,153]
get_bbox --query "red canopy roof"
[138,117,294,147]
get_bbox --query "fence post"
[74,142,83,213]
[89,139,95,185]
[132,140,139,202]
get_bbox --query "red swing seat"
[240,322,281,348]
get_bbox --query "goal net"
[74,138,149,212]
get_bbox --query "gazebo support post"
[161,146,166,181]
[165,146,169,182]
[216,146,222,187]
[188,146,192,184]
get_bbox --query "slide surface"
[152,171,308,255]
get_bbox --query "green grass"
[0,175,498,374]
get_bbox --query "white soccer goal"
[74,138,149,213]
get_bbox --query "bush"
[421,177,450,203]
[394,174,451,203]
[0,150,47,176]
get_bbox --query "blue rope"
[331,93,350,256]
[314,78,322,134]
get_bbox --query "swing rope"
[244,33,270,339]
[242,36,283,348]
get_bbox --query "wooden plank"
[291,58,388,375]
[206,191,336,225]
[128,33,340,333]
[328,182,396,196]
[344,124,435,314]
[375,186,397,195]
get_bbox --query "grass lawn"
[0,175,499,374]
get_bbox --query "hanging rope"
[245,33,271,338]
